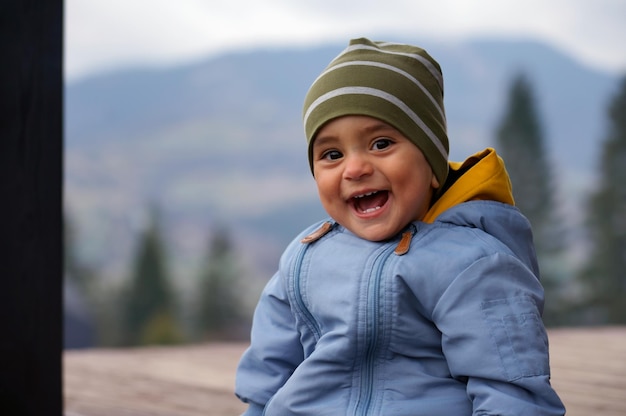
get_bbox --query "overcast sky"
[65,0,626,81]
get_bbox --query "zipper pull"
[301,221,334,244]
[394,230,413,255]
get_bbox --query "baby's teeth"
[362,206,381,214]
[355,191,376,199]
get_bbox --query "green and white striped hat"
[303,37,449,185]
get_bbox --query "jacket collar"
[423,148,514,223]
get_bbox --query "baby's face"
[312,115,439,241]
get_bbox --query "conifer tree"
[64,214,124,346]
[64,214,95,291]
[495,73,567,325]
[577,76,626,324]
[63,214,97,348]
[122,208,182,345]
[196,227,243,340]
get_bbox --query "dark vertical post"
[0,1,63,415]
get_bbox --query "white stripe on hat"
[313,60,446,122]
[303,86,448,160]
[330,43,444,91]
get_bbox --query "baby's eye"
[372,138,393,150]
[322,150,343,160]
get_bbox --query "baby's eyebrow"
[361,121,397,134]
[312,135,338,149]
[313,119,400,150]
[355,121,403,139]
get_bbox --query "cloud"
[65,0,626,80]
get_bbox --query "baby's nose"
[343,153,373,180]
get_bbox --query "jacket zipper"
[292,243,321,341]
[355,243,396,416]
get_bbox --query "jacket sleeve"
[235,270,304,414]
[432,252,566,416]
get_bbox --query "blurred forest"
[63,41,626,349]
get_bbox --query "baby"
[235,37,565,416]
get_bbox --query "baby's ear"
[431,172,440,189]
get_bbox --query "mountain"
[64,38,621,283]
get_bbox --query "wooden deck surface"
[64,326,626,415]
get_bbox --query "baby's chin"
[340,222,404,242]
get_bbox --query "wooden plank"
[64,344,247,416]
[64,328,626,415]
[549,327,626,416]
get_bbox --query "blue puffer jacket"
[235,149,565,415]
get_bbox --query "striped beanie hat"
[303,37,449,186]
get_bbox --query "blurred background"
[63,0,626,349]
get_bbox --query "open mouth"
[352,191,389,214]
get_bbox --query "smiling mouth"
[352,191,389,214]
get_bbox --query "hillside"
[64,38,620,286]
